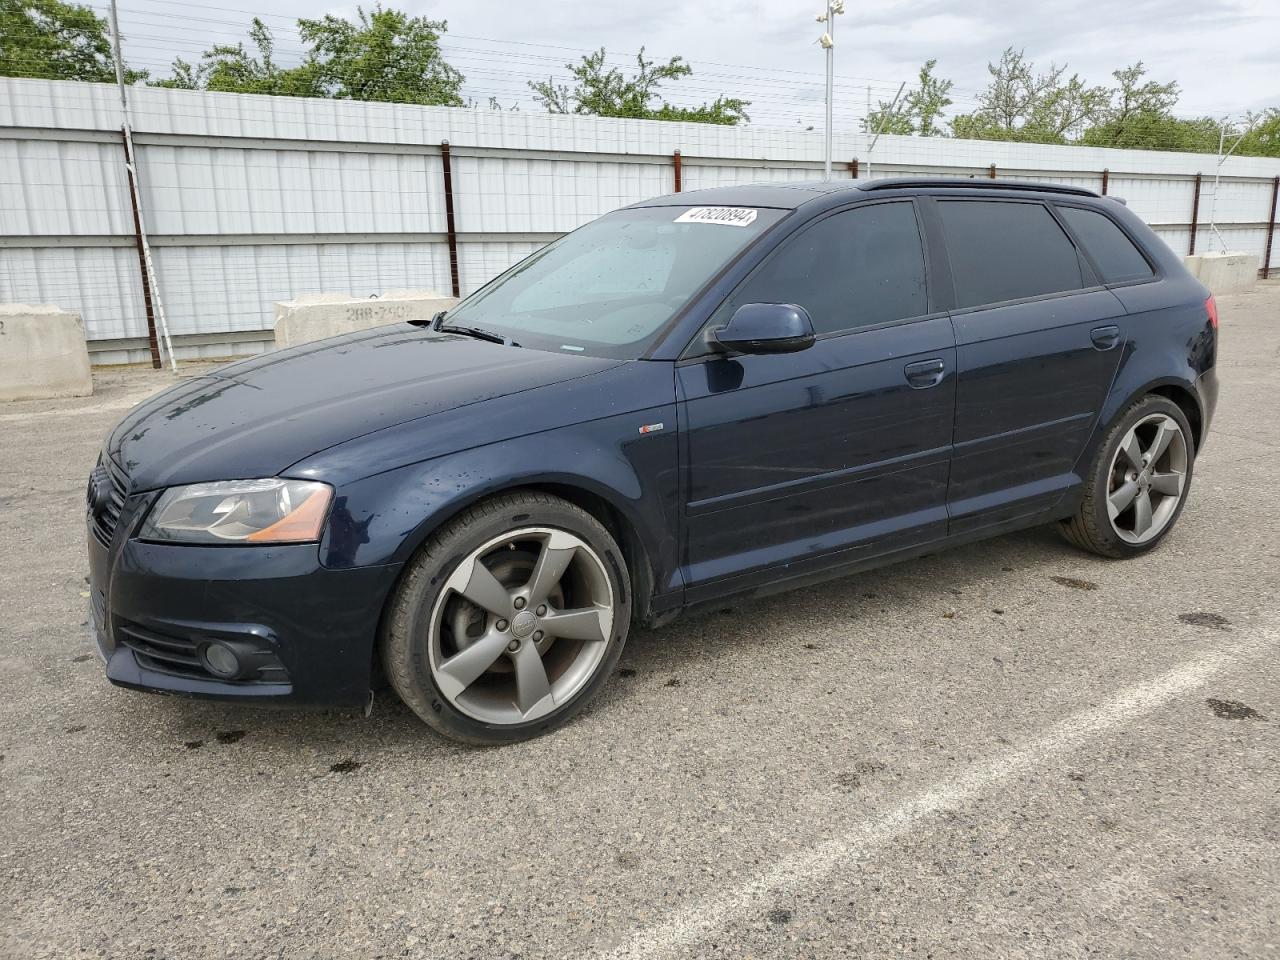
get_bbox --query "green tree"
[951,47,1109,143]
[863,59,953,137]
[529,47,749,125]
[0,0,145,83]
[1099,63,1179,130]
[1082,111,1219,152]
[150,18,319,96]
[298,6,462,105]
[1237,108,1280,157]
[1078,62,1201,151]
[152,5,463,106]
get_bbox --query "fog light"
[200,641,241,679]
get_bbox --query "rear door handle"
[904,358,946,389]
[1091,325,1121,350]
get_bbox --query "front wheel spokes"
[524,531,578,607]
[1149,471,1184,496]
[447,554,514,620]
[429,525,616,725]
[541,607,608,643]
[435,629,511,699]
[511,641,555,716]
[1132,491,1154,537]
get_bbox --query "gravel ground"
[1,284,1277,960]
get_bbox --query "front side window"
[713,201,929,337]
[938,200,1086,309]
[443,205,785,358]
[1057,205,1154,284]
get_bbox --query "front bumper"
[88,495,402,707]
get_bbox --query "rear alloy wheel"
[381,493,630,743]
[1103,413,1189,545]
[1059,395,1195,558]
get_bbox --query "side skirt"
[655,503,1073,627]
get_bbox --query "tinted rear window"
[938,200,1085,309]
[1057,205,1154,284]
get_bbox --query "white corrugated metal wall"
[2,77,1279,364]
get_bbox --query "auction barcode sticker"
[674,207,758,227]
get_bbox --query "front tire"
[380,491,631,744]
[1059,395,1194,558]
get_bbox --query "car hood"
[108,325,620,491]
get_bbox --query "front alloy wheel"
[381,492,631,743]
[430,528,614,724]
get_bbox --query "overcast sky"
[111,0,1280,128]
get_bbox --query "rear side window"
[1057,206,1154,284]
[938,200,1085,309]
[723,201,928,335]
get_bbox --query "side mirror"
[709,303,816,355]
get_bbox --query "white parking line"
[600,631,1274,960]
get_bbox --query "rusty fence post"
[1188,172,1202,256]
[121,129,161,368]
[988,163,997,179]
[440,140,461,299]
[1101,168,1109,196]
[1263,175,1279,280]
[848,158,859,178]
[673,150,682,193]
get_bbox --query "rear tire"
[380,491,631,744]
[1059,395,1194,558]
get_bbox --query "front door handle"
[1090,325,1121,351]
[904,358,946,389]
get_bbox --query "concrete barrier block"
[273,290,459,349]
[1183,252,1259,295]
[0,304,93,402]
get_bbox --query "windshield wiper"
[432,317,517,348]
[437,322,507,344]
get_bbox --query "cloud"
[121,0,1280,125]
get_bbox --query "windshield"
[442,205,785,358]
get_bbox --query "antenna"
[865,81,907,180]
[108,0,177,373]
[1207,113,1261,253]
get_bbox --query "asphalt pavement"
[1,284,1277,959]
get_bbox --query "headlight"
[140,478,333,545]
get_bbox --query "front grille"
[118,622,289,685]
[88,457,128,548]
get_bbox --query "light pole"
[816,1,844,180]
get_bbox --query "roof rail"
[860,177,1099,198]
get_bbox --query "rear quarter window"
[937,199,1086,309]
[1057,205,1155,284]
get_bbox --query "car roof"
[629,177,1101,211]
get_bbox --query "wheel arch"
[1100,375,1204,451]
[521,481,657,622]
[1146,383,1203,452]
[388,475,660,625]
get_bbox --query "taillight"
[1205,294,1219,330]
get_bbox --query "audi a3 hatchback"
[87,178,1218,743]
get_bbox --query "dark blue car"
[87,178,1218,743]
